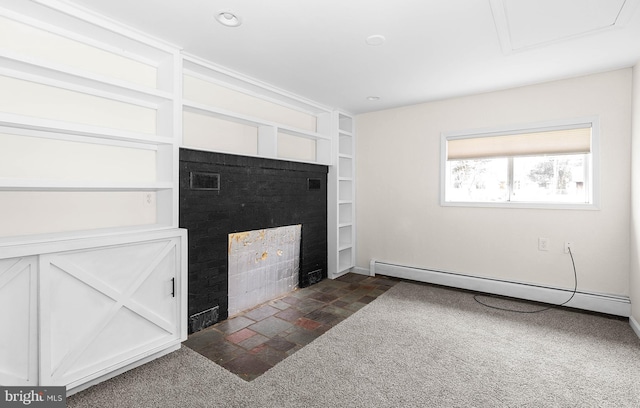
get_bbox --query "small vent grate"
[308,269,323,285]
[190,172,220,190]
[307,178,321,190]
[189,306,219,333]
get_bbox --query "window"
[441,118,598,209]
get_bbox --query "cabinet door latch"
[171,277,175,297]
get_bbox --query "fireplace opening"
[228,225,301,316]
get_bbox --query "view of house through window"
[442,119,597,207]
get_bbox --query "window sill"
[440,200,599,210]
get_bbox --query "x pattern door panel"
[0,257,38,386]
[39,238,180,386]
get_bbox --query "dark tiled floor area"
[183,273,399,381]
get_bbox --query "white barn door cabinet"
[0,229,187,394]
[0,256,38,386]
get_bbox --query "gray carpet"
[68,281,640,407]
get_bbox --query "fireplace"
[228,225,301,316]
[179,149,328,332]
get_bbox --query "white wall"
[356,69,632,297]
[631,63,640,322]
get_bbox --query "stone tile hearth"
[183,273,399,381]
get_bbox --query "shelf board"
[0,65,164,111]
[278,124,330,141]
[0,112,173,145]
[183,100,329,142]
[0,224,179,252]
[0,179,174,191]
[0,2,176,63]
[338,114,354,134]
[183,58,331,116]
[183,100,268,126]
[0,50,173,106]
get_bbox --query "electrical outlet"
[143,192,155,208]
[538,237,549,251]
[564,242,572,254]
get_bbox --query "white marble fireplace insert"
[227,224,301,316]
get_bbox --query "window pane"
[511,154,587,203]
[446,158,508,202]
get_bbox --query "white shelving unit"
[182,56,332,165]
[0,2,187,394]
[321,112,356,278]
[0,2,181,235]
[182,99,331,162]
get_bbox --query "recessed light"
[366,96,380,101]
[366,35,386,46]
[215,10,242,27]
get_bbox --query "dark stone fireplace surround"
[179,148,328,331]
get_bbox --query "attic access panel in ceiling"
[491,0,637,53]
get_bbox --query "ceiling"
[66,0,640,114]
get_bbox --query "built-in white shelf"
[338,158,353,178]
[338,247,354,272]
[321,111,356,278]
[183,100,330,142]
[182,57,328,116]
[278,124,331,142]
[0,2,186,392]
[0,179,173,191]
[338,115,353,133]
[182,58,334,166]
[0,112,173,145]
[338,180,353,202]
[0,50,173,105]
[0,3,176,66]
[339,134,353,155]
[0,66,158,110]
[0,2,181,239]
[0,0,358,278]
[338,202,353,225]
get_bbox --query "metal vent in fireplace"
[190,171,220,190]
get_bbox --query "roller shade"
[447,126,591,160]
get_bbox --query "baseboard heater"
[370,260,631,317]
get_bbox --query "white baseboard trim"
[331,266,372,279]
[352,266,373,276]
[330,269,350,279]
[371,260,631,317]
[630,316,640,339]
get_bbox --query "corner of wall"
[630,62,640,332]
[630,316,640,339]
[351,266,373,277]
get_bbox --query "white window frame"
[440,117,600,210]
